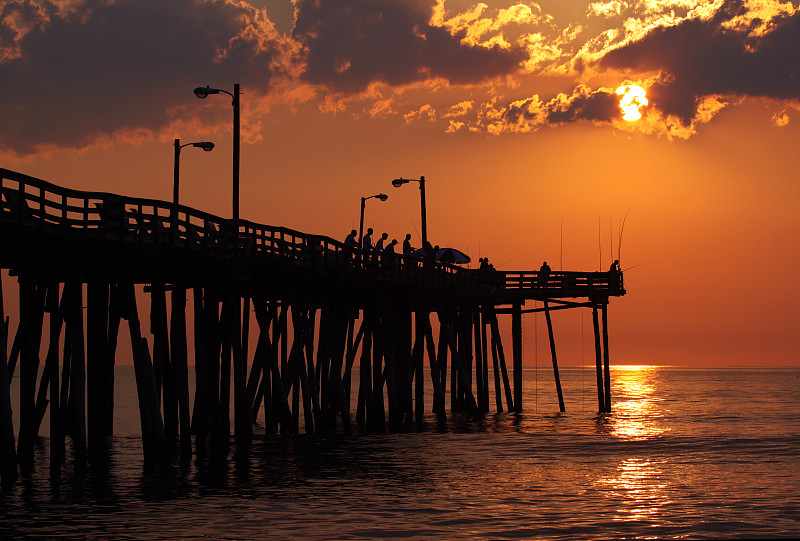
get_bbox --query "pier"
[0,167,624,486]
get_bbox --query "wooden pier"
[0,167,624,486]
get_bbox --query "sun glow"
[616,84,648,121]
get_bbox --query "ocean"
[2,366,799,539]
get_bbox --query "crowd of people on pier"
[344,228,419,260]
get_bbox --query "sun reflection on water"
[596,457,672,524]
[610,366,666,440]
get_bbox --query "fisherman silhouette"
[538,261,551,287]
[362,227,374,251]
[375,232,388,251]
[403,233,414,256]
[344,229,357,248]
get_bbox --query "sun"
[616,84,648,121]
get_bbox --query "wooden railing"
[502,270,624,297]
[0,168,479,290]
[0,168,623,298]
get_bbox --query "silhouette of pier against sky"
[0,167,624,486]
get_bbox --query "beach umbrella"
[436,247,470,264]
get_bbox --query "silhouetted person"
[479,257,489,270]
[538,261,551,287]
[344,229,357,262]
[403,233,414,256]
[375,232,388,252]
[344,229,357,248]
[384,239,398,263]
[362,227,374,252]
[609,259,621,290]
[422,241,435,267]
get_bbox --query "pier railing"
[0,168,623,298]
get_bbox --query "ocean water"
[2,366,799,539]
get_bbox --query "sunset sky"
[1,0,799,367]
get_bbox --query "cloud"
[465,0,799,138]
[477,84,622,134]
[291,0,527,95]
[0,0,295,155]
[597,0,800,124]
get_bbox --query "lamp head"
[194,86,219,99]
[392,178,409,187]
[377,193,388,201]
[193,142,215,151]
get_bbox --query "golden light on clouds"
[616,84,648,121]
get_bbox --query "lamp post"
[391,176,426,249]
[359,193,388,250]
[173,138,214,206]
[193,83,240,221]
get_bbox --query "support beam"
[0,276,17,487]
[122,282,165,466]
[489,310,514,412]
[602,303,611,413]
[66,281,86,469]
[511,304,523,412]
[170,285,191,457]
[543,301,565,413]
[87,281,110,457]
[592,305,605,413]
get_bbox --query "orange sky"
[2,0,799,367]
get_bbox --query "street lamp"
[173,138,214,206]
[391,176,427,249]
[359,193,388,250]
[193,83,240,221]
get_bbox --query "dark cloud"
[599,0,800,123]
[486,85,620,133]
[0,0,289,155]
[291,0,527,94]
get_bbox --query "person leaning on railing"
[608,259,621,291]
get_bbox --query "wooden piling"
[601,304,611,413]
[122,282,165,465]
[66,281,87,468]
[17,278,43,471]
[42,283,64,473]
[150,284,173,445]
[543,301,565,413]
[592,305,605,413]
[33,284,61,436]
[105,283,121,437]
[438,311,480,417]
[170,285,191,456]
[413,314,425,423]
[191,287,210,439]
[511,303,523,413]
[229,293,252,443]
[219,299,232,439]
[488,313,503,413]
[489,311,514,412]
[421,311,446,424]
[0,276,18,486]
[480,311,490,414]
[87,281,110,456]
